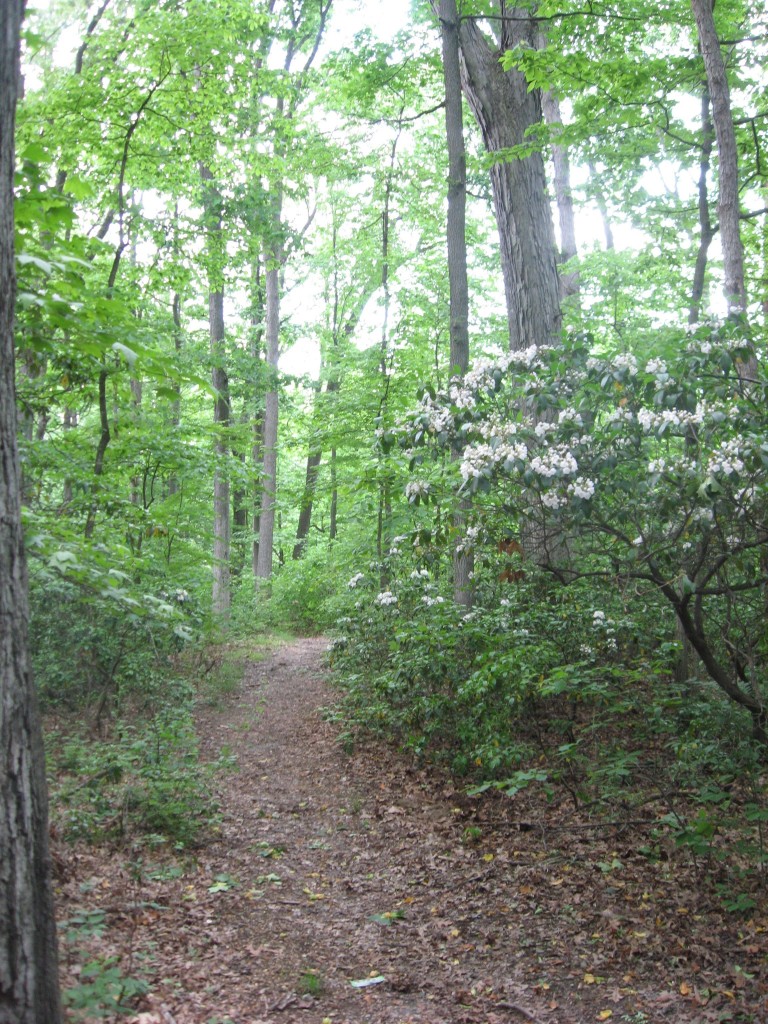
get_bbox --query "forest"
[1,0,768,1021]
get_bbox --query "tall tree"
[255,0,332,582]
[690,0,749,321]
[439,0,473,605]
[454,2,561,351]
[0,1,63,1020]
[200,164,231,618]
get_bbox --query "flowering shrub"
[391,321,767,742]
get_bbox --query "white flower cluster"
[460,359,500,395]
[456,525,482,554]
[541,491,567,509]
[459,439,529,482]
[607,406,635,425]
[707,438,745,477]
[614,353,639,375]
[529,446,578,479]
[460,444,496,481]
[416,394,455,435]
[448,383,478,410]
[410,569,431,581]
[405,480,430,501]
[587,352,638,376]
[375,591,398,606]
[636,407,705,433]
[686,333,749,357]
[645,358,668,376]
[558,407,583,426]
[568,476,595,500]
[476,416,520,442]
[421,595,445,607]
[735,485,756,511]
[347,572,364,589]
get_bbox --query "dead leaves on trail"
[54,638,768,1024]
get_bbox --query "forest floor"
[54,636,768,1024]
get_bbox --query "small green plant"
[207,873,239,893]
[63,957,149,1020]
[369,908,406,926]
[297,970,325,997]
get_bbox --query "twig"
[495,1002,548,1024]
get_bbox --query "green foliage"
[63,957,149,1021]
[264,545,345,632]
[332,335,768,877]
[48,700,222,847]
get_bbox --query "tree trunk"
[255,247,281,582]
[539,86,580,300]
[200,165,231,618]
[0,3,63,1020]
[689,87,715,325]
[690,0,751,336]
[439,0,474,606]
[587,161,615,251]
[456,5,561,352]
[293,450,322,560]
[248,257,265,578]
[329,447,337,542]
[209,287,231,617]
[167,290,182,497]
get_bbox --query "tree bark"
[293,450,322,560]
[0,2,63,1020]
[690,0,748,319]
[440,0,474,606]
[200,165,231,618]
[255,242,281,582]
[167,290,182,497]
[209,287,231,616]
[539,86,580,299]
[689,87,716,325]
[456,5,561,351]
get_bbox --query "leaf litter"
[54,637,768,1023]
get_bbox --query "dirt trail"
[58,638,767,1024]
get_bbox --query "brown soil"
[56,637,768,1024]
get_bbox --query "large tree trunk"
[690,0,754,374]
[456,5,561,351]
[0,3,63,1020]
[439,0,474,606]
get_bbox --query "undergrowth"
[329,561,768,902]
